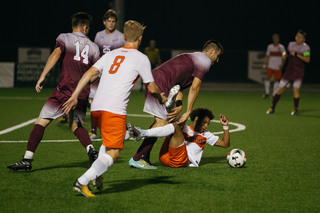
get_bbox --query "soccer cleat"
[266,108,274,114]
[89,132,97,140]
[291,109,298,116]
[262,94,269,99]
[129,157,157,169]
[73,180,95,197]
[87,147,98,165]
[58,115,69,123]
[124,129,130,140]
[128,123,145,141]
[7,158,33,171]
[165,85,180,109]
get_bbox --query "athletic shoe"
[128,123,145,141]
[262,94,269,99]
[266,108,274,114]
[89,132,97,140]
[7,158,33,171]
[165,85,180,109]
[73,180,95,197]
[291,109,298,116]
[124,130,130,140]
[129,157,157,169]
[87,147,98,165]
[58,115,68,123]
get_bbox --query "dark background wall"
[1,0,319,83]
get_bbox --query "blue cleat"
[129,158,157,169]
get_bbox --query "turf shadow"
[200,156,226,165]
[28,160,92,172]
[97,175,181,194]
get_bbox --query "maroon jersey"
[55,32,100,100]
[283,41,311,81]
[151,52,211,96]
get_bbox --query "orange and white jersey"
[91,47,154,115]
[182,125,219,167]
[266,43,286,70]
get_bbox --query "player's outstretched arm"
[62,66,100,114]
[178,77,202,124]
[215,114,230,148]
[35,47,62,93]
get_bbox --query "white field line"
[0,114,246,143]
[0,118,37,135]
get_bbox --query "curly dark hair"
[190,107,214,122]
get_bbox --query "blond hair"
[123,20,146,42]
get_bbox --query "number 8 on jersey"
[109,56,125,74]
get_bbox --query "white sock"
[24,150,34,160]
[85,144,94,153]
[264,80,270,95]
[144,124,175,137]
[273,81,279,96]
[78,149,113,185]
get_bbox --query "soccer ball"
[227,149,247,168]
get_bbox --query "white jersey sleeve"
[138,57,154,83]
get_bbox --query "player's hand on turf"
[167,105,183,122]
[220,114,229,126]
[35,78,45,93]
[62,97,78,115]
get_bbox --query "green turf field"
[1,88,319,212]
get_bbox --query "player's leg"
[291,80,302,115]
[70,99,98,165]
[263,69,272,98]
[129,122,175,140]
[87,98,97,139]
[132,117,169,163]
[159,124,188,167]
[266,78,288,114]
[73,111,125,196]
[272,70,282,97]
[7,118,52,171]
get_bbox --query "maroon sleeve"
[55,34,65,52]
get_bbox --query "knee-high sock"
[25,124,45,159]
[294,97,300,111]
[271,94,281,109]
[78,147,113,185]
[74,127,92,150]
[144,124,175,138]
[265,80,270,95]
[133,137,157,161]
[273,81,279,96]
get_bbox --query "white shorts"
[39,98,87,126]
[143,92,182,122]
[143,92,167,120]
[279,79,302,89]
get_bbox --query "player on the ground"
[129,108,230,167]
[262,33,286,98]
[88,9,125,139]
[62,20,167,197]
[129,40,223,169]
[7,12,100,171]
[266,30,310,115]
